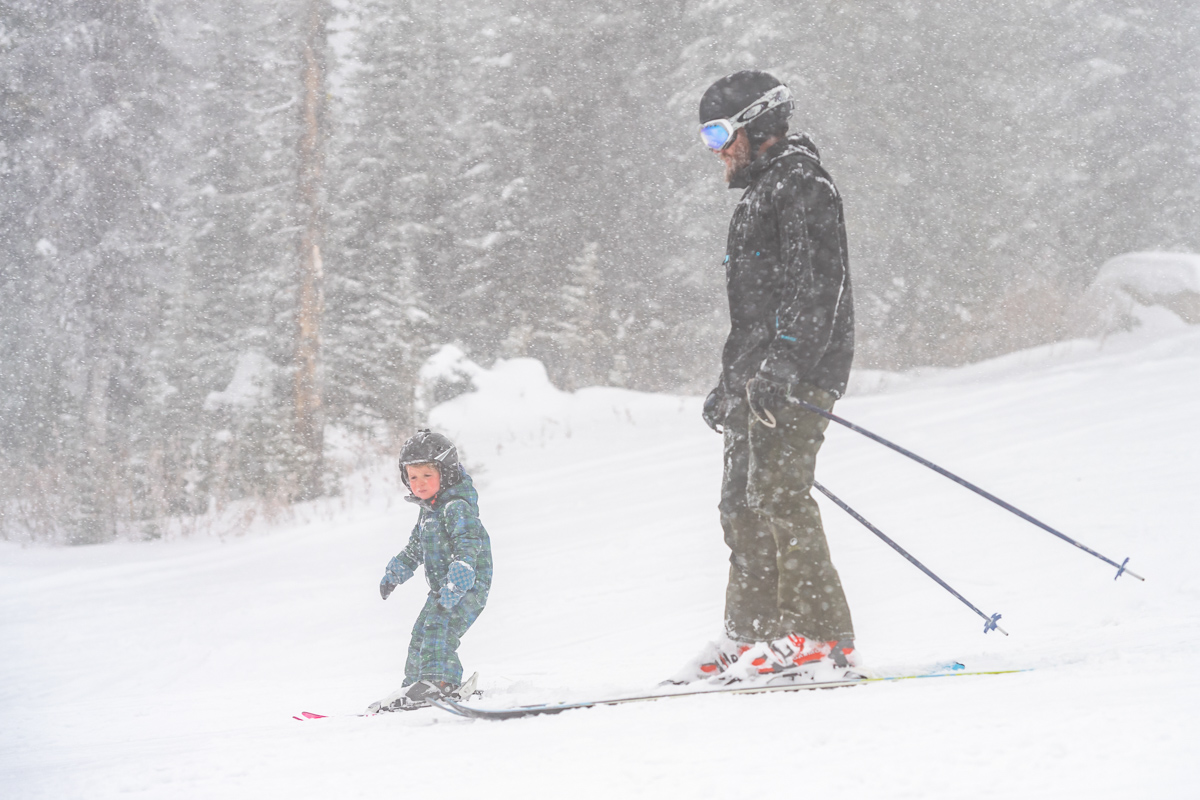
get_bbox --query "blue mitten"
[438,560,476,609]
[380,556,415,600]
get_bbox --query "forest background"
[2,0,1196,543]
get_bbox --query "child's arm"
[437,500,487,608]
[380,525,422,600]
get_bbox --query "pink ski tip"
[296,711,328,720]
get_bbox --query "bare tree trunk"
[294,0,328,501]
[78,351,115,542]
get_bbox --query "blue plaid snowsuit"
[386,473,492,687]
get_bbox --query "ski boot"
[662,633,754,685]
[729,635,862,684]
[368,672,480,713]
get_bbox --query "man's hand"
[702,387,726,434]
[746,376,786,428]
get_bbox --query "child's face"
[406,463,441,500]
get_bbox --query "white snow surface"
[4,322,1200,799]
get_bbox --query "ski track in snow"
[2,324,1199,799]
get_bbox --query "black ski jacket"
[718,133,854,402]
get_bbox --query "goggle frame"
[699,84,794,152]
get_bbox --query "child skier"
[368,429,493,712]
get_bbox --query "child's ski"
[426,665,1028,721]
[294,671,482,720]
[293,710,378,721]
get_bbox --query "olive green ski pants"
[719,384,855,643]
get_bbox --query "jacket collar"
[729,133,822,190]
[405,493,437,510]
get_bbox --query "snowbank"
[423,345,699,463]
[1080,250,1200,334]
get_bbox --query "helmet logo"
[734,86,792,124]
[435,446,454,463]
[735,101,770,123]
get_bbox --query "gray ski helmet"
[398,429,463,490]
[699,70,792,147]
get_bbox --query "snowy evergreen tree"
[0,0,180,541]
[152,0,315,513]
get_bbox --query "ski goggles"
[699,84,794,151]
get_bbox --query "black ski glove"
[702,387,726,434]
[380,556,415,600]
[746,376,786,428]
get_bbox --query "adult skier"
[677,70,858,683]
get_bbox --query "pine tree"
[0,0,179,541]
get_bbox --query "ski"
[293,710,378,721]
[294,671,482,720]
[426,665,1028,721]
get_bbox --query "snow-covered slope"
[3,322,1198,799]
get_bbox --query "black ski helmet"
[699,70,792,148]
[398,429,463,490]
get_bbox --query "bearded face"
[718,129,752,185]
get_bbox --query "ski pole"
[813,480,1008,635]
[789,397,1143,582]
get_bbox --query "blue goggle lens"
[700,122,733,151]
